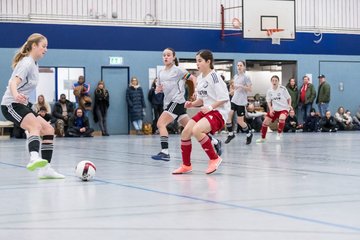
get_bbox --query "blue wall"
[1,22,360,128]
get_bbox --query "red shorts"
[266,110,289,122]
[192,110,225,135]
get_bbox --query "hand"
[80,127,86,132]
[269,109,275,117]
[155,84,163,93]
[15,93,27,104]
[200,105,212,114]
[191,91,197,100]
[184,101,193,108]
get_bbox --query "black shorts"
[164,102,187,120]
[1,103,37,127]
[231,104,246,117]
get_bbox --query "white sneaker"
[276,133,282,140]
[256,138,266,143]
[26,158,48,171]
[38,164,65,179]
[267,127,273,133]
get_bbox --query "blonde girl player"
[256,75,292,143]
[1,33,64,179]
[172,50,230,175]
[151,48,197,161]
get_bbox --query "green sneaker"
[26,159,48,171]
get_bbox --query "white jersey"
[231,73,252,106]
[1,56,39,106]
[196,70,230,122]
[266,85,291,111]
[157,65,190,107]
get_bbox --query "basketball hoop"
[266,28,284,45]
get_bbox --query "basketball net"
[266,29,284,45]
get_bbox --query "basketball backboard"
[242,0,295,40]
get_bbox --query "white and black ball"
[75,160,96,181]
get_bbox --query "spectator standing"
[316,74,331,117]
[93,80,110,136]
[298,75,316,124]
[126,77,146,135]
[286,78,298,115]
[148,78,164,134]
[73,75,91,111]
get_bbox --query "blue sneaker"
[214,140,222,156]
[151,152,170,161]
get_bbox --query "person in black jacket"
[66,108,94,137]
[52,94,74,136]
[303,108,320,132]
[38,106,57,126]
[93,80,110,136]
[284,109,301,132]
[319,110,337,132]
[148,78,164,134]
[126,77,146,135]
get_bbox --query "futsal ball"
[75,160,96,181]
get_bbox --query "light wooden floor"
[0,131,360,240]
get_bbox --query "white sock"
[161,149,169,155]
[30,151,40,161]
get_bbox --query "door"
[101,67,130,134]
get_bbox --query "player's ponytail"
[12,33,46,69]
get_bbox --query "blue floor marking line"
[0,161,26,168]
[96,178,360,233]
[1,160,359,233]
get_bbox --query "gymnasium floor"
[0,131,359,240]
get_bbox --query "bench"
[0,120,14,139]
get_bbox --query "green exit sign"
[109,56,123,65]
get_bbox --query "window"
[36,67,85,104]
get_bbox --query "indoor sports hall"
[0,0,360,239]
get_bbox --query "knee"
[28,122,42,133]
[181,126,192,139]
[156,121,163,129]
[43,125,55,135]
[191,124,202,137]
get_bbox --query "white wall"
[1,0,359,33]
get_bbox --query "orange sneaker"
[172,164,192,174]
[206,157,222,174]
